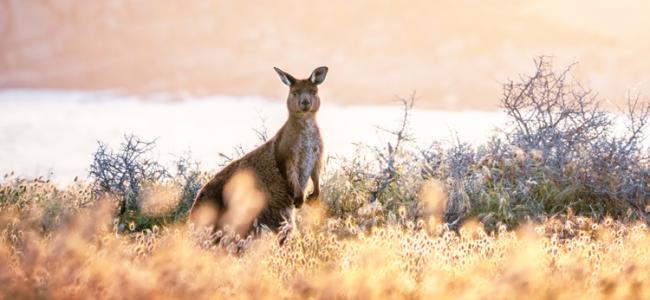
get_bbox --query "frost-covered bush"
[417,57,650,229]
[89,135,169,215]
[322,58,649,231]
[322,96,425,230]
[499,57,649,221]
[169,153,206,219]
[88,135,207,226]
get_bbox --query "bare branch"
[89,135,169,215]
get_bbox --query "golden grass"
[1,179,650,299]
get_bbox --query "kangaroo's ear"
[274,67,296,86]
[309,66,328,85]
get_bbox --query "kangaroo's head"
[274,66,328,116]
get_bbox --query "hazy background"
[1,0,649,109]
[1,1,649,182]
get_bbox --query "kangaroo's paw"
[306,191,320,203]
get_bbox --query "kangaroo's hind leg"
[188,180,226,232]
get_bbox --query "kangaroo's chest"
[293,123,322,189]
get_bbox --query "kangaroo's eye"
[291,91,298,97]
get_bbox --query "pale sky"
[0,0,648,109]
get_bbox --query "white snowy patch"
[0,90,507,185]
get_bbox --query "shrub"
[168,153,206,220]
[428,56,650,228]
[88,136,208,230]
[322,96,424,230]
[89,135,169,215]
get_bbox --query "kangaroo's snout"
[299,98,311,111]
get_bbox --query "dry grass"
[1,178,649,299]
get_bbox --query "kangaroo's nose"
[300,99,310,107]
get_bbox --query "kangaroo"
[189,66,327,236]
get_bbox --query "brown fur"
[189,66,328,234]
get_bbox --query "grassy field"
[1,178,649,299]
[1,58,649,299]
